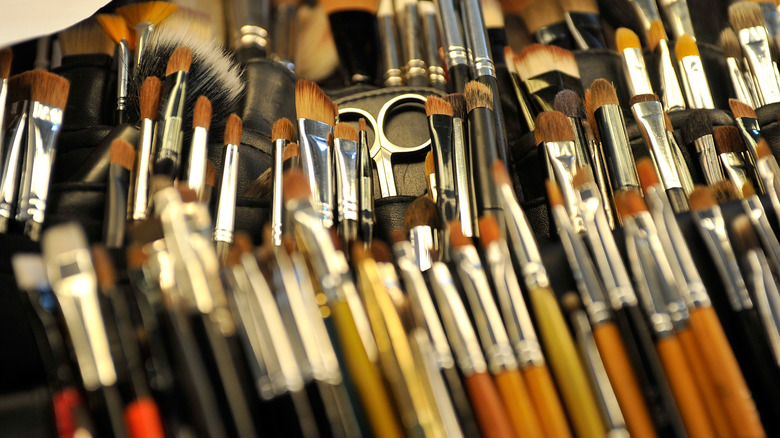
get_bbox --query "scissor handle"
[374,93,431,155]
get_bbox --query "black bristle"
[682,110,712,145]
[553,89,583,118]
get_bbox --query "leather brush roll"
[52,54,115,130]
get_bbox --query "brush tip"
[425,96,454,117]
[616,27,641,52]
[681,109,712,144]
[464,81,494,112]
[589,78,619,108]
[96,14,132,45]
[91,244,117,289]
[561,292,582,313]
[628,93,661,107]
[425,150,435,175]
[0,48,12,79]
[370,240,393,263]
[28,71,70,109]
[166,46,193,75]
[139,76,162,121]
[514,43,579,80]
[193,96,212,130]
[404,195,440,231]
[572,167,593,187]
[742,180,757,198]
[448,220,472,248]
[224,114,242,145]
[647,20,667,51]
[206,161,217,187]
[334,122,358,142]
[713,126,746,153]
[553,89,582,118]
[477,216,502,246]
[534,111,575,143]
[729,98,756,118]
[272,118,296,142]
[492,160,512,187]
[443,93,467,120]
[732,214,761,253]
[282,170,312,202]
[359,117,367,132]
[546,180,565,207]
[296,79,335,125]
[675,34,699,61]
[109,139,136,171]
[719,28,742,59]
[756,138,773,159]
[117,1,179,27]
[635,158,661,191]
[283,142,301,161]
[728,1,765,31]
[689,185,717,211]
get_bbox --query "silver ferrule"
[0,101,28,231]
[744,196,780,276]
[577,182,639,308]
[545,140,586,233]
[460,0,495,77]
[420,7,446,88]
[738,26,780,104]
[452,118,473,237]
[0,78,7,156]
[621,48,654,97]
[271,139,285,246]
[628,0,661,30]
[334,137,359,226]
[16,101,64,236]
[656,40,686,111]
[129,118,156,221]
[595,104,640,191]
[745,249,780,365]
[117,40,130,113]
[587,138,617,229]
[551,205,613,326]
[758,156,780,227]
[734,116,766,193]
[227,0,271,52]
[378,12,404,87]
[726,57,757,108]
[433,0,468,68]
[720,152,751,194]
[657,0,694,39]
[297,119,334,228]
[410,225,435,271]
[679,55,715,109]
[134,23,153,74]
[692,134,725,185]
[186,126,209,197]
[668,131,694,195]
[429,262,487,375]
[155,71,187,173]
[743,57,763,107]
[400,3,428,82]
[632,101,684,190]
[692,206,752,311]
[214,143,239,248]
[484,241,545,367]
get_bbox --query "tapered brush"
[720,28,760,108]
[616,28,654,98]
[103,139,135,249]
[675,34,715,109]
[128,76,161,222]
[729,1,780,105]
[647,20,686,111]
[213,114,242,264]
[520,0,574,48]
[333,123,359,246]
[268,118,297,246]
[117,1,178,73]
[186,95,212,199]
[321,0,380,84]
[513,44,583,113]
[729,98,765,192]
[404,195,438,270]
[681,110,726,185]
[425,96,457,258]
[442,93,474,238]
[714,126,755,195]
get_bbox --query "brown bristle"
[688,185,717,211]
[241,169,272,199]
[663,112,673,132]
[624,189,648,213]
[589,79,619,109]
[534,111,575,143]
[226,240,243,267]
[448,220,473,248]
[282,170,312,202]
[295,79,336,125]
[165,46,193,76]
[553,89,582,118]
[177,185,199,203]
[0,48,12,80]
[404,195,440,231]
[443,93,467,120]
[109,139,136,171]
[272,118,296,142]
[8,71,34,105]
[58,18,114,56]
[504,47,516,73]
[193,96,212,130]
[126,244,149,269]
[498,0,531,14]
[370,240,393,263]
[320,0,378,15]
[139,76,162,121]
[333,102,340,120]
[520,0,565,33]
[612,190,635,221]
[561,292,582,313]
[756,138,773,158]
[572,167,594,187]
[391,228,408,244]
[647,20,668,51]
[558,0,599,14]
[464,81,494,112]
[359,118,367,132]
[729,98,757,118]
[731,215,761,254]
[546,180,565,207]
[584,89,601,142]
[675,34,700,61]
[742,180,757,198]
[728,2,765,31]
[91,245,117,290]
[117,2,178,27]
[29,71,70,109]
[492,160,513,187]
[224,114,243,145]
[96,14,132,45]
[205,161,216,187]
[720,28,743,60]
[425,151,435,176]
[635,158,661,191]
[283,142,301,161]
[234,232,254,254]
[425,96,454,117]
[628,93,661,106]
[713,126,746,154]
[514,44,579,80]
[334,123,358,142]
[477,216,502,246]
[616,27,641,52]
[712,179,741,203]
[127,218,164,244]
[350,241,371,264]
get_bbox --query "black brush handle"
[468,106,504,231]
[103,164,129,248]
[476,75,510,168]
[328,11,380,84]
[449,64,471,93]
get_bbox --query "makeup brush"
[558,0,607,48]
[117,1,178,73]
[103,139,135,249]
[520,0,574,48]
[320,0,380,84]
[214,114,242,264]
[418,0,447,91]
[729,1,780,105]
[58,17,115,57]
[404,195,438,271]
[433,0,469,91]
[425,96,457,257]
[269,118,297,246]
[151,46,191,183]
[425,151,437,202]
[616,28,654,98]
[0,73,32,233]
[505,46,536,132]
[681,110,725,185]
[755,138,780,222]
[334,123,359,247]
[714,126,754,195]
[128,76,161,222]
[675,34,715,109]
[97,14,133,124]
[185,95,212,199]
[204,160,216,205]
[647,20,686,111]
[729,98,765,192]
[376,0,403,87]
[720,28,760,108]
[442,93,474,238]
[358,118,374,245]
[513,44,583,112]
[0,48,12,159]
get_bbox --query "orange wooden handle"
[125,398,166,438]
[523,364,572,438]
[593,323,657,438]
[656,335,716,438]
[494,369,544,438]
[690,307,765,438]
[464,372,517,438]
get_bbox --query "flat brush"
[559,0,607,48]
[617,28,654,98]
[334,123,359,247]
[426,96,457,258]
[442,94,474,237]
[185,95,212,200]
[0,72,29,233]
[720,28,760,108]
[377,0,403,87]
[648,21,686,112]
[321,0,380,84]
[117,1,178,74]
[505,46,536,132]
[214,114,242,265]
[520,0,574,48]
[730,98,765,193]
[675,34,715,109]
[97,14,133,124]
[104,139,134,249]
[513,44,583,113]
[714,126,754,195]
[128,76,161,222]
[729,1,780,105]
[404,195,438,271]
[152,46,191,183]
[358,118,374,245]
[270,118,296,246]
[681,110,726,185]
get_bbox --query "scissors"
[339,93,430,197]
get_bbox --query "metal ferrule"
[429,262,487,375]
[621,48,654,97]
[624,218,677,337]
[0,78,7,155]
[358,129,374,244]
[656,40,686,111]
[429,115,457,222]
[452,245,518,374]
[743,195,780,276]
[745,249,780,365]
[720,151,751,194]
[238,25,270,53]
[758,156,780,225]
[632,101,684,191]
[228,0,271,52]
[334,137,359,243]
[433,0,468,68]
[657,0,694,39]
[117,40,129,114]
[0,100,28,231]
[420,8,446,89]
[726,57,757,108]
[545,140,586,233]
[691,206,753,311]
[738,26,780,104]
[400,2,428,84]
[410,225,435,271]
[186,126,209,197]
[679,55,715,108]
[452,118,473,237]
[297,118,334,228]
[577,182,639,309]
[692,134,725,185]
[134,23,153,73]
[155,71,187,176]
[551,205,613,326]
[587,138,617,229]
[214,143,239,246]
[668,131,694,195]
[484,241,545,367]
[378,13,404,87]
[734,116,766,193]
[270,138,285,246]
[594,104,640,191]
[460,0,495,78]
[628,0,661,30]
[129,118,155,221]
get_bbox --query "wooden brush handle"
[494,369,544,438]
[464,371,516,438]
[522,364,572,438]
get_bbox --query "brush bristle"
[425,150,435,176]
[664,112,673,131]
[425,96,454,117]
[29,71,70,109]
[546,180,565,207]
[443,93,467,120]
[613,190,634,221]
[126,244,149,268]
[534,111,575,143]
[589,78,619,109]
[731,214,761,253]
[404,195,440,231]
[492,160,513,187]
[97,14,132,45]
[628,93,661,106]
[91,245,117,289]
[359,118,367,132]
[713,126,746,153]
[647,20,668,51]
[283,170,312,202]
[583,89,601,142]
[675,34,700,61]
[350,241,371,264]
[320,0,378,14]
[520,0,565,33]
[177,185,199,203]
[756,138,773,158]
[109,139,136,171]
[464,81,494,112]
[572,167,593,187]
[561,292,582,313]
[616,27,641,52]
[712,179,741,203]
[206,161,216,186]
[241,168,273,199]
[689,185,717,210]
[193,95,212,129]
[156,7,213,42]
[514,44,580,80]
[681,110,712,144]
[729,98,757,118]
[296,79,335,125]
[334,123,358,142]
[477,216,502,246]
[370,240,393,263]
[139,76,162,121]
[166,46,193,75]
[448,220,472,248]
[719,28,743,60]
[558,0,599,13]
[624,189,648,212]
[635,157,661,191]
[224,114,242,145]
[272,118,296,142]
[498,0,532,14]
[553,89,582,118]
[58,18,115,57]
[283,142,301,161]
[390,228,408,244]
[117,1,179,27]
[482,0,505,28]
[0,48,12,80]
[742,180,757,198]
[728,1,765,31]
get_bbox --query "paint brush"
[418,0,447,91]
[756,139,780,226]
[513,44,583,113]
[506,46,536,132]
[128,76,161,222]
[334,123,359,247]
[358,118,374,245]
[270,118,296,246]
[404,195,438,271]
[720,28,760,108]
[617,28,654,98]
[377,0,403,87]
[714,126,754,196]
[0,72,30,233]
[729,1,780,105]
[729,98,765,193]
[442,93,474,237]
[185,95,212,200]
[104,139,134,249]
[116,1,178,73]
[97,14,133,124]
[214,114,242,265]
[0,48,10,159]
[648,20,686,111]
[675,34,715,109]
[425,96,457,258]
[657,0,695,39]
[433,0,469,91]
[520,0,574,48]
[321,0,380,84]
[681,110,726,185]
[152,46,191,183]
